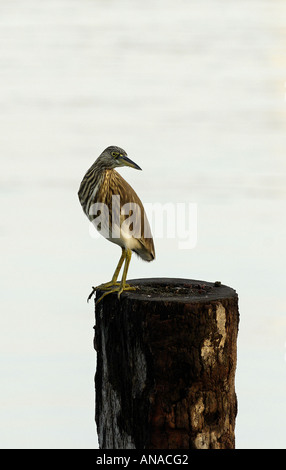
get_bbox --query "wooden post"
[94,278,239,449]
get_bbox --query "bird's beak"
[118,155,142,170]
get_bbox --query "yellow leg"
[97,247,125,289]
[95,249,136,305]
[118,248,132,294]
[111,247,125,284]
[87,248,125,302]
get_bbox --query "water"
[1,0,286,449]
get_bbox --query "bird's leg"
[110,247,126,284]
[87,248,125,302]
[94,249,136,305]
[97,248,125,289]
[117,248,135,297]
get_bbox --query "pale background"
[1,0,286,449]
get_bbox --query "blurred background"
[1,0,286,449]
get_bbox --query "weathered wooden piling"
[94,278,239,449]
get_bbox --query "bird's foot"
[87,282,136,303]
[96,281,121,290]
[87,281,120,302]
[95,285,136,306]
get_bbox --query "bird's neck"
[85,161,112,184]
[83,165,117,198]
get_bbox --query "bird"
[78,145,155,304]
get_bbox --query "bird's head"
[97,146,142,171]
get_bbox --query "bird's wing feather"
[100,170,155,261]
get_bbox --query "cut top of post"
[102,278,238,304]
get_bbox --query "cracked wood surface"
[94,278,239,449]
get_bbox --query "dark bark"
[94,278,239,449]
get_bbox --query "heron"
[78,146,155,304]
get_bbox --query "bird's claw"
[94,285,136,306]
[87,287,97,303]
[87,281,121,303]
[87,282,136,305]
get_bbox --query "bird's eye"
[111,152,119,158]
